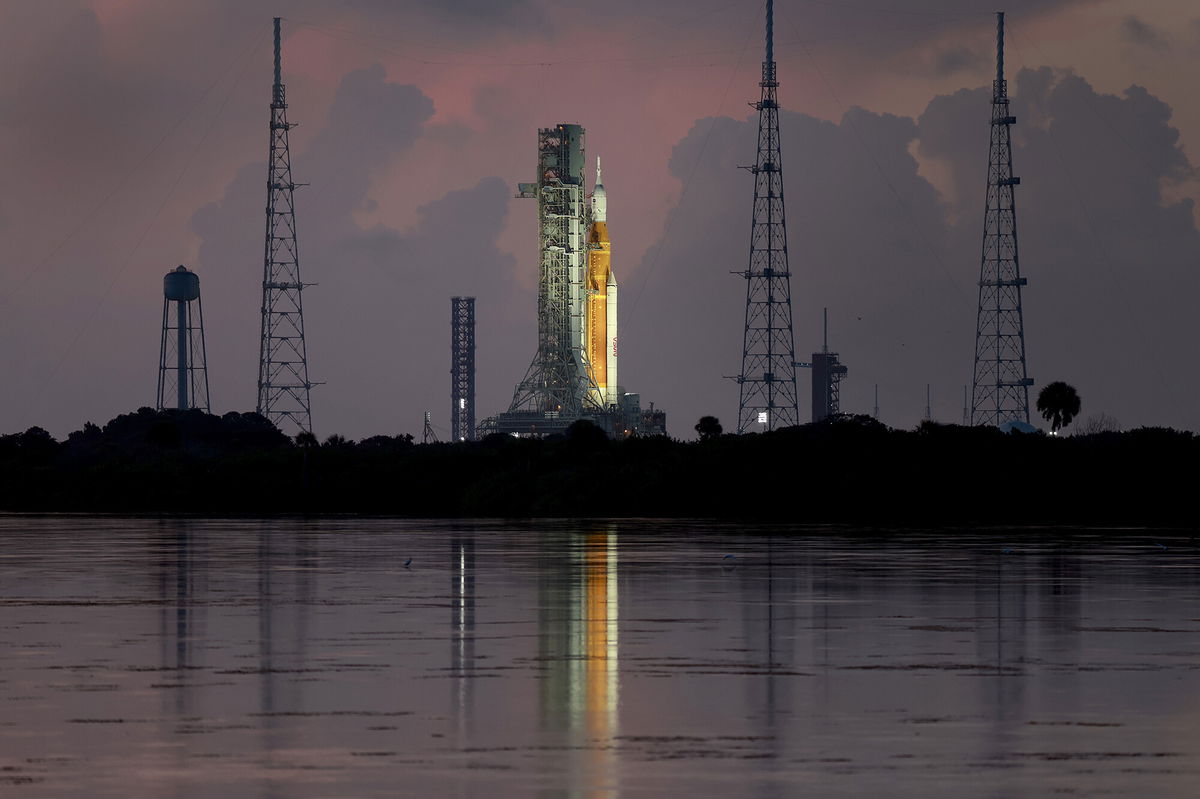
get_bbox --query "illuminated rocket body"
[500,125,665,437]
[586,158,618,406]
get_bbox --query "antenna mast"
[423,411,439,444]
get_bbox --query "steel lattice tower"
[970,12,1031,427]
[736,0,799,433]
[257,17,314,435]
[451,297,476,442]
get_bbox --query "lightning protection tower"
[157,265,210,412]
[257,16,314,435]
[736,0,799,433]
[451,297,476,442]
[970,11,1031,427]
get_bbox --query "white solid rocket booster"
[606,272,618,406]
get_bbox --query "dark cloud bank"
[149,59,1200,440]
[9,1,1180,442]
[627,67,1200,435]
[192,64,529,439]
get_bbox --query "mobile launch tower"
[735,0,800,433]
[489,125,662,437]
[501,124,601,431]
[257,17,315,436]
[156,265,210,412]
[969,11,1032,426]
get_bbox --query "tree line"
[0,405,1191,524]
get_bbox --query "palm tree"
[1036,382,1081,432]
[695,416,723,441]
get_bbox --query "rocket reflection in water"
[584,530,619,745]
[540,529,620,794]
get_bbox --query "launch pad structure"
[485,124,665,438]
[807,309,847,423]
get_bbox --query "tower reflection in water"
[451,535,476,743]
[157,520,204,721]
[539,528,620,797]
[255,524,315,799]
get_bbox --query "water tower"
[156,265,210,412]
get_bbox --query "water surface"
[2,517,1198,797]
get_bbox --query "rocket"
[586,157,618,406]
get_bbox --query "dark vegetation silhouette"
[1037,381,1082,432]
[1076,413,1120,435]
[695,416,723,441]
[0,408,1192,523]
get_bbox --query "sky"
[2,0,1200,440]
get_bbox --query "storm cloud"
[2,1,1198,441]
[1121,15,1169,51]
[628,67,1200,434]
[192,65,525,438]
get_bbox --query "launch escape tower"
[969,11,1031,427]
[451,297,476,442]
[257,17,315,436]
[156,265,210,413]
[735,0,800,433]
